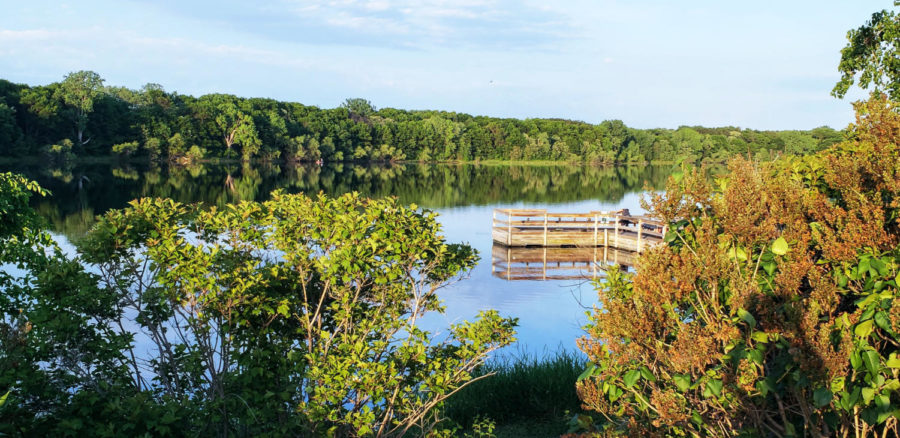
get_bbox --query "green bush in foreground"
[0,179,517,437]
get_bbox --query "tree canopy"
[0,74,842,164]
[833,7,900,100]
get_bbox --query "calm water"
[2,161,673,354]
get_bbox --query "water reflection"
[491,245,635,281]
[1,161,674,240]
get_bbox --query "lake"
[1,161,673,356]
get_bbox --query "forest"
[0,74,842,164]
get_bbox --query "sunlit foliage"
[1,175,517,436]
[576,96,900,436]
[0,74,841,164]
[833,7,900,100]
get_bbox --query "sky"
[0,0,892,130]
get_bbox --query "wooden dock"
[490,208,666,281]
[491,244,635,281]
[491,208,666,252]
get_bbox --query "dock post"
[593,214,598,246]
[637,219,643,252]
[542,247,547,281]
[507,247,511,280]
[507,212,512,246]
[543,212,548,247]
[614,214,620,250]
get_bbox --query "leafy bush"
[42,138,75,162]
[76,191,517,436]
[577,97,900,436]
[1,176,517,436]
[0,173,156,436]
[111,140,139,156]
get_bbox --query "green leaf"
[813,387,833,408]
[855,320,874,338]
[875,312,892,332]
[887,355,900,369]
[691,411,703,426]
[0,390,8,408]
[737,308,756,329]
[673,374,691,392]
[751,331,769,343]
[859,258,870,278]
[870,257,888,276]
[639,366,656,382]
[771,237,789,255]
[577,364,597,382]
[706,379,723,397]
[623,369,641,388]
[748,349,763,365]
[851,351,863,370]
[664,231,677,244]
[862,387,876,404]
[863,350,881,376]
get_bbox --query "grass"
[442,349,588,437]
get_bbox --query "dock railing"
[491,208,667,252]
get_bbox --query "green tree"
[0,102,21,153]
[342,97,377,119]
[215,102,261,160]
[55,70,105,146]
[833,6,900,99]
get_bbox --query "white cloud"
[279,0,573,49]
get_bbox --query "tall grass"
[442,349,586,428]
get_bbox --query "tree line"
[0,73,843,164]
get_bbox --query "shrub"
[0,173,148,436]
[42,138,75,162]
[577,96,900,436]
[111,140,140,156]
[77,191,517,436]
[2,176,517,436]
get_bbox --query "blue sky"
[0,1,891,129]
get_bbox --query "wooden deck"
[491,208,666,252]
[491,245,635,281]
[490,208,666,281]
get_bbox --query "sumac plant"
[75,191,516,437]
[577,97,900,437]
